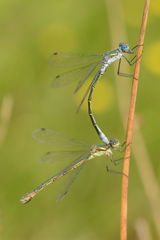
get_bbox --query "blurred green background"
[0,0,160,239]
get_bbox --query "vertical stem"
[120,1,150,240]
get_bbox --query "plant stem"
[120,1,150,240]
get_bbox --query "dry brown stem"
[120,1,150,240]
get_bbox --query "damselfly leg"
[20,128,122,204]
[50,43,142,112]
[106,165,128,177]
[117,44,143,78]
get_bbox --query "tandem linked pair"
[20,42,139,204]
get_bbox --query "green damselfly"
[20,128,125,204]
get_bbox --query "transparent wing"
[40,150,87,163]
[49,52,102,68]
[32,128,90,151]
[56,163,85,202]
[76,70,102,112]
[56,154,88,202]
[52,61,101,88]
[73,62,101,94]
[76,77,94,112]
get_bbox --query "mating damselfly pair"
[20,42,140,204]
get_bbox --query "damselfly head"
[119,42,131,53]
[109,138,120,148]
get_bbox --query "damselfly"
[50,42,140,112]
[20,128,125,204]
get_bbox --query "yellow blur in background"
[74,79,113,113]
[0,0,160,240]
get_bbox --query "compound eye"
[110,138,118,146]
[119,42,129,52]
[124,46,129,51]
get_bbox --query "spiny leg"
[111,156,130,165]
[117,141,131,152]
[131,44,143,52]
[113,142,131,155]
[117,58,133,78]
[110,152,124,166]
[110,154,124,166]
[126,44,143,54]
[106,155,125,174]
[117,55,140,78]
[117,51,143,78]
[111,141,131,165]
[106,164,128,177]
[122,54,142,66]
